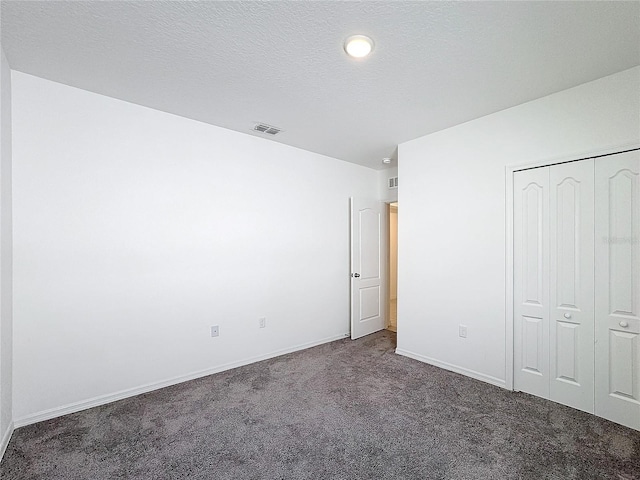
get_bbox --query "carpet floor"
[1,331,639,479]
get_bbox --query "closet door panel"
[514,167,550,398]
[595,149,640,430]
[549,159,594,413]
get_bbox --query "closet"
[513,149,639,430]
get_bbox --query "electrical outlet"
[259,317,266,328]
[210,325,219,337]
[459,325,468,338]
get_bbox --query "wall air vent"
[388,177,398,189]
[253,123,282,135]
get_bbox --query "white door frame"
[504,142,640,391]
[386,201,398,332]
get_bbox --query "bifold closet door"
[595,150,640,430]
[514,159,595,412]
[514,166,550,399]
[549,159,594,413]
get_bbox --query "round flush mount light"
[382,157,392,164]
[344,35,374,58]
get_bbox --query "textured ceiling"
[1,1,639,169]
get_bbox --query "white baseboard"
[0,421,14,462]
[395,348,507,389]
[15,332,349,428]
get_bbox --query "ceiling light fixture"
[382,157,392,164]
[344,35,374,58]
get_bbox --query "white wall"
[397,67,640,387]
[12,72,379,423]
[0,48,13,458]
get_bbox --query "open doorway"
[387,202,398,332]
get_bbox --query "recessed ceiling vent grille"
[253,123,282,135]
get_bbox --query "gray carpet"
[1,331,639,479]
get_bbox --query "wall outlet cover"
[459,325,468,338]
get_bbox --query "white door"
[514,167,550,398]
[595,150,640,430]
[549,159,594,413]
[350,198,387,340]
[514,159,595,413]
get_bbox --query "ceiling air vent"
[253,123,282,135]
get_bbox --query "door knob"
[563,313,572,319]
[352,273,360,278]
[619,321,629,328]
